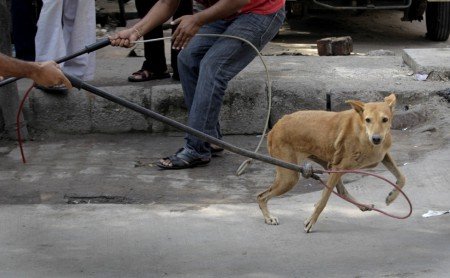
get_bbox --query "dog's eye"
[365,118,371,123]
[382,117,389,123]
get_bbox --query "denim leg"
[177,20,228,157]
[178,20,228,110]
[183,8,285,159]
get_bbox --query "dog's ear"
[346,100,365,114]
[384,93,396,109]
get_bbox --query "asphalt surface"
[1,127,449,277]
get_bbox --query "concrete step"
[403,48,450,81]
[17,55,450,135]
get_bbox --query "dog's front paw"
[304,217,315,233]
[265,216,279,225]
[386,189,399,205]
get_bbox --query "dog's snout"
[372,135,382,145]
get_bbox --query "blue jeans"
[177,7,286,159]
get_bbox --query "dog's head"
[346,94,396,146]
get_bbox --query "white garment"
[35,0,96,81]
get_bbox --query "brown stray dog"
[257,94,405,233]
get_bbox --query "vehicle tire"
[426,1,450,41]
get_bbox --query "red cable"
[319,169,412,219]
[16,82,35,164]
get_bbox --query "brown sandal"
[128,69,170,82]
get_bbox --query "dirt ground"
[96,2,450,55]
[268,9,450,55]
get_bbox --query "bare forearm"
[110,0,251,49]
[0,53,72,88]
[134,0,251,36]
[133,0,180,35]
[0,53,39,79]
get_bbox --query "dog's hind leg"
[382,152,406,205]
[304,172,343,233]
[257,166,299,225]
[257,151,306,225]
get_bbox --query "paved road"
[0,129,449,277]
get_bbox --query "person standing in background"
[129,0,192,82]
[0,0,29,140]
[10,0,42,61]
[34,0,96,93]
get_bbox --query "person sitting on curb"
[110,0,285,170]
[0,53,72,88]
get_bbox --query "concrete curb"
[18,55,450,135]
[403,48,450,77]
